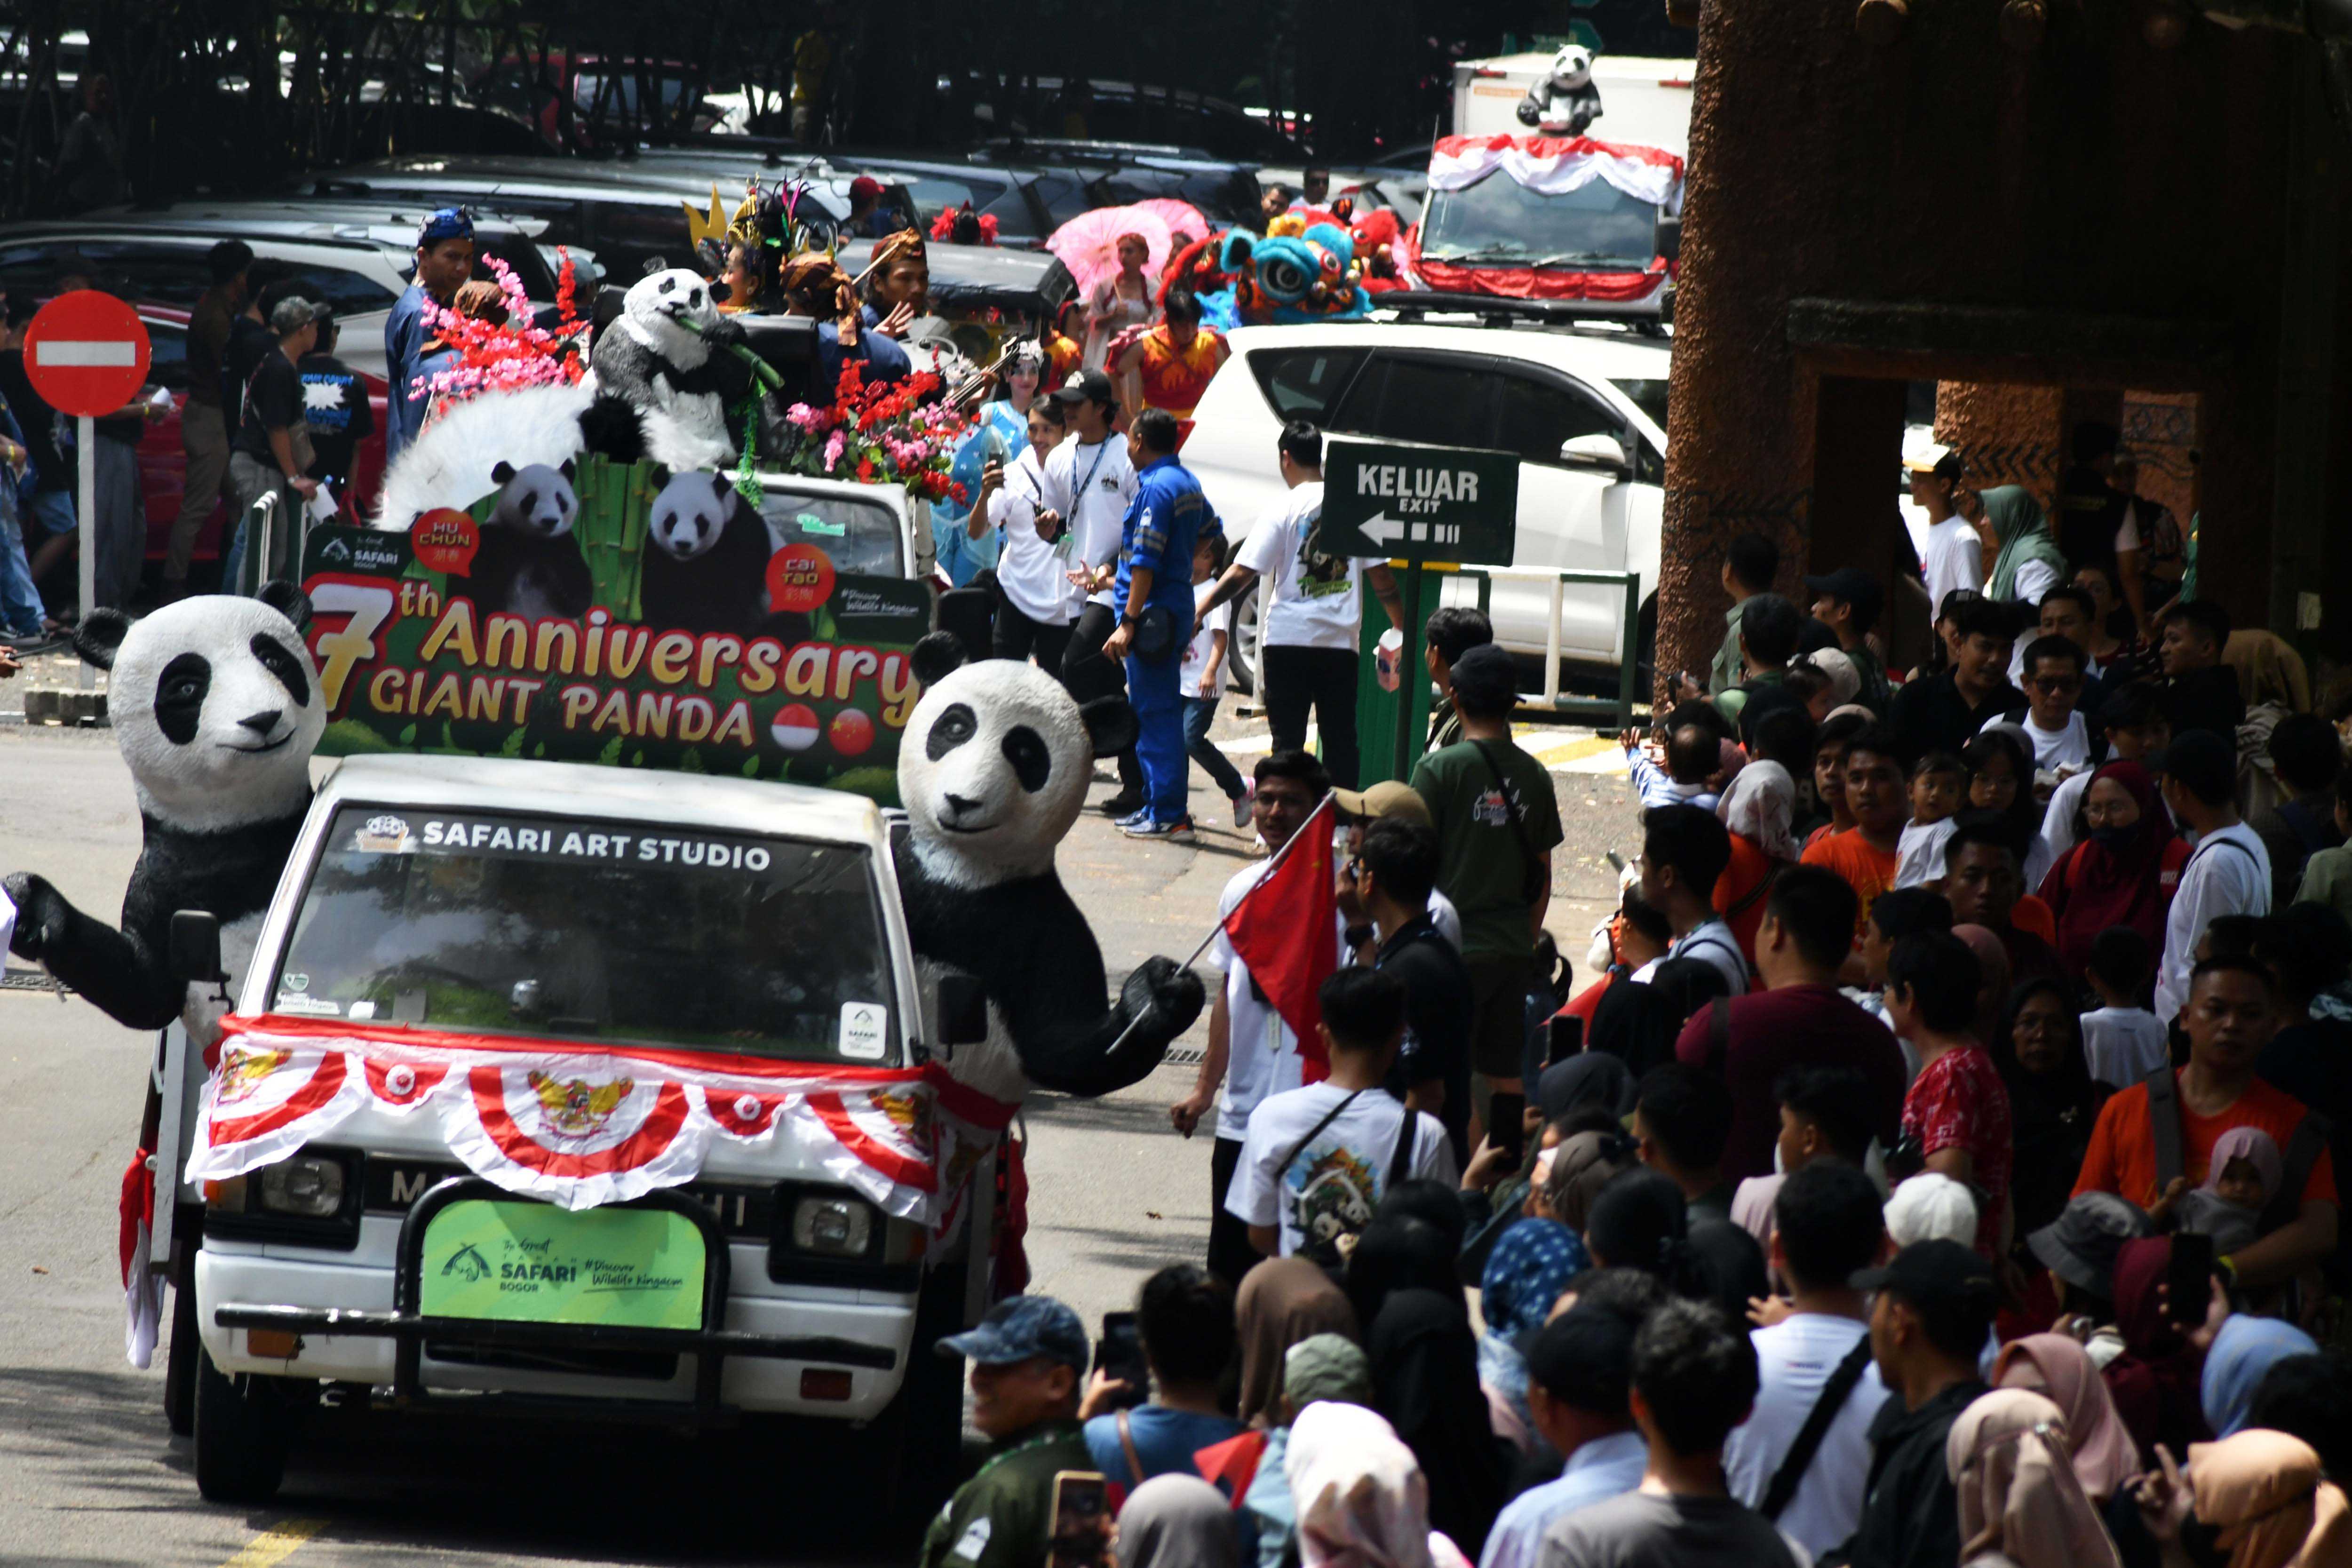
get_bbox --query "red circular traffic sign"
[24,290,150,418]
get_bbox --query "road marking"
[217,1519,326,1568]
[32,340,139,367]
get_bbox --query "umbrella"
[1130,198,1212,251]
[1046,205,1174,298]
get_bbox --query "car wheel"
[873,1258,974,1521]
[192,1342,305,1504]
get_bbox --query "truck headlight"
[790,1194,875,1258]
[256,1155,347,1218]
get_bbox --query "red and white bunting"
[1428,134,1685,212]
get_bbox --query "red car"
[131,305,389,583]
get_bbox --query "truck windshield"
[272,806,899,1063]
[1420,172,1660,268]
[756,488,905,578]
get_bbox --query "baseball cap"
[849,175,884,200]
[418,206,473,246]
[1851,1238,1998,1304]
[267,295,320,334]
[2027,1191,2152,1297]
[1904,439,1955,474]
[1330,779,1431,827]
[937,1294,1089,1370]
[1804,566,1884,622]
[2148,729,2236,804]
[1284,1333,1372,1406]
[1446,643,1519,714]
[1051,368,1116,406]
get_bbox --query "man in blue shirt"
[1101,408,1209,841]
[1479,1293,1650,1568]
[383,207,475,464]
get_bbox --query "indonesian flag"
[1224,796,1340,1081]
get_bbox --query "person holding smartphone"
[1078,1266,1245,1492]
[922,1296,1097,1568]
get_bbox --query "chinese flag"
[1224,797,1339,1081]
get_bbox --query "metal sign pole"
[1392,560,1424,782]
[75,414,94,691]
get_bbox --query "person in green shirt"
[1712,593,1801,734]
[1410,644,1564,1102]
[920,1295,1096,1568]
[1703,531,1780,698]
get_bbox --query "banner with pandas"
[299,455,933,804]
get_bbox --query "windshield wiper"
[1424,248,1532,264]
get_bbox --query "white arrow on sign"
[1355,511,1406,547]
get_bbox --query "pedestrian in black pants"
[994,597,1074,674]
[1063,599,1147,807]
[1039,369,1145,812]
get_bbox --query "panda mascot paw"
[894,635,1204,1101]
[1,586,324,1031]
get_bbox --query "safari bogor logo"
[440,1243,492,1283]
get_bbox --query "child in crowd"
[1802,710,1870,847]
[2079,925,2168,1087]
[1180,534,1251,828]
[2148,1126,2279,1256]
[1998,633,2097,787]
[1621,719,1723,812]
[1962,728,2054,889]
[1895,752,1967,889]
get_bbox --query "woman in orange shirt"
[1712,760,1799,971]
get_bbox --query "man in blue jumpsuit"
[382,207,476,464]
[1101,408,1211,842]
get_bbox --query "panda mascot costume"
[5,586,323,1036]
[895,636,1204,1105]
[586,267,750,474]
[1518,44,1605,137]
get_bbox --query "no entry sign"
[25,290,150,418]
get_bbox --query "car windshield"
[1420,171,1660,267]
[1609,376,1669,435]
[274,806,898,1062]
[755,487,903,577]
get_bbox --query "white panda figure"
[894,634,1204,1103]
[588,268,745,474]
[640,468,772,635]
[1518,44,1604,136]
[472,458,593,621]
[4,587,324,1036]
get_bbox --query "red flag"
[1223,798,1339,1081]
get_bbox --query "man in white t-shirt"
[1227,966,1457,1259]
[983,397,1075,670]
[1195,421,1402,789]
[1171,752,1349,1284]
[1039,369,1143,811]
[1909,446,1983,616]
[1984,634,2095,780]
[2153,730,2273,1023]
[1723,1163,1895,1560]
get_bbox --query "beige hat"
[1329,779,1430,827]
[1903,439,1955,474]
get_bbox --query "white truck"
[159,754,988,1503]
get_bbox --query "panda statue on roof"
[1518,43,1605,137]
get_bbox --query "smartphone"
[1489,1092,1527,1164]
[2168,1232,2214,1325]
[1547,1014,1583,1068]
[1093,1311,1148,1408]
[1049,1472,1113,1568]
[1605,850,1627,874]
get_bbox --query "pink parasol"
[1130,198,1212,250]
[1046,205,1174,297]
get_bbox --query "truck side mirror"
[1653,211,1682,264]
[169,911,224,987]
[934,974,989,1053]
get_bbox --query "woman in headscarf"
[1713,759,1799,968]
[2134,1429,2348,1568]
[1475,1219,1588,1452]
[2198,1315,2319,1440]
[1945,1387,2123,1568]
[1285,1401,1475,1568]
[1992,1334,2142,1504]
[1539,1129,1640,1234]
[1983,486,2069,611]
[1119,1474,1241,1568]
[1586,955,1732,1078]
[1237,1258,1362,1428]
[2039,762,2190,980]
[1361,1269,1507,1556]
[1345,1216,1460,1345]
[2102,1237,2212,1465]
[1953,924,2015,1045]
[1993,980,2116,1329]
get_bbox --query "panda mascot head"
[1549,43,1594,93]
[77,584,323,833]
[614,268,722,369]
[898,637,1136,887]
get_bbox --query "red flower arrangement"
[413,249,592,415]
[775,363,973,504]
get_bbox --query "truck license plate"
[417,1200,706,1330]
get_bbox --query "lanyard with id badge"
[1054,439,1113,564]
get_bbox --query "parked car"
[948,74,1303,162]
[969,140,1265,230]
[1182,319,1670,685]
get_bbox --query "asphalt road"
[0,715,1633,1568]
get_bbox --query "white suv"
[1183,321,1669,682]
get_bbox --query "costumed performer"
[1113,286,1227,424]
[932,339,1043,588]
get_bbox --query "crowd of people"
[920,437,2349,1568]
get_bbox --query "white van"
[164,755,987,1503]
